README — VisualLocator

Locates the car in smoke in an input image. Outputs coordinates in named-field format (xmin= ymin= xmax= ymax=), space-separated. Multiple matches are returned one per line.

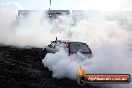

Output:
xmin=41 ymin=37 xmax=92 ymax=58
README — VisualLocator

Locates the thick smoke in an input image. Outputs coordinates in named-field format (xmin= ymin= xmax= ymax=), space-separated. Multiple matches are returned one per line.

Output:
xmin=42 ymin=12 xmax=132 ymax=88
xmin=0 ymin=2 xmax=57 ymax=47
xmin=0 ymin=2 xmax=132 ymax=88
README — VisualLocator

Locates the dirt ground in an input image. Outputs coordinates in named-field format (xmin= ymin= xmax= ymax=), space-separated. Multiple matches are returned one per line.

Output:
xmin=0 ymin=45 xmax=101 ymax=88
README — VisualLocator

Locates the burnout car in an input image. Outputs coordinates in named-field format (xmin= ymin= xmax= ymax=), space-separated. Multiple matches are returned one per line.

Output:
xmin=42 ymin=37 xmax=92 ymax=58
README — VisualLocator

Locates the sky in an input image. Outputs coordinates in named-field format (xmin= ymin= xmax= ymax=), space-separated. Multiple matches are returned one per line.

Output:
xmin=0 ymin=0 xmax=132 ymax=11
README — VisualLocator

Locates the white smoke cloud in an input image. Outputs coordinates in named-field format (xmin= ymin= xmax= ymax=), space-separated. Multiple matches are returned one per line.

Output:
xmin=0 ymin=3 xmax=55 ymax=47
xmin=0 ymin=2 xmax=132 ymax=88
xmin=43 ymin=49 xmax=93 ymax=79
xmin=0 ymin=2 xmax=22 ymax=46
xmin=42 ymin=12 xmax=132 ymax=88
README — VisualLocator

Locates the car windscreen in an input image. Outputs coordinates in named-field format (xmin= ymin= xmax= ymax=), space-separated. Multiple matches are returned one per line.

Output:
xmin=70 ymin=42 xmax=90 ymax=52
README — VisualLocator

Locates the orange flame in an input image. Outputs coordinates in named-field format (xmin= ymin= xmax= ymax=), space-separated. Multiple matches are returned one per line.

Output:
xmin=78 ymin=65 xmax=86 ymax=76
